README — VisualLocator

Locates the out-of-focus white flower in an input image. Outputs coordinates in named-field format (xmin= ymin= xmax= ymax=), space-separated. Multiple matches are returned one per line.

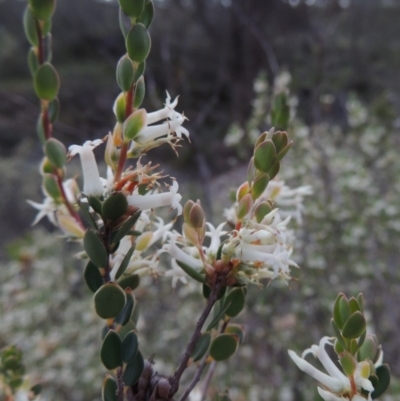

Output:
xmin=68 ymin=140 xmax=104 ymax=196
xmin=222 ymin=209 xmax=297 ymax=284
xmin=27 ymin=179 xmax=78 ymax=226
xmin=289 ymin=337 xmax=377 ymax=401
xmin=165 ymin=259 xmax=189 ymax=288
xmin=127 ymin=180 xmax=182 ymax=215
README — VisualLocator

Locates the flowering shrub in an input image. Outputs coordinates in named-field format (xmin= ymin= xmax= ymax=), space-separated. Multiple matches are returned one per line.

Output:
xmin=0 ymin=1 xmax=393 ymax=401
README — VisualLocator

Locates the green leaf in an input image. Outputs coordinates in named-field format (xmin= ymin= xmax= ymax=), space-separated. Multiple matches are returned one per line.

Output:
xmin=43 ymin=174 xmax=61 ymax=200
xmin=121 ymin=330 xmax=139 ymax=364
xmin=176 ymin=261 xmax=205 ymax=284
xmin=133 ymin=76 xmax=145 ymax=108
xmin=342 ymin=311 xmax=366 ymax=339
xmin=225 ymin=324 xmax=245 ymax=344
xmin=88 ymin=195 xmax=103 ymax=215
xmin=331 ymin=319 xmax=346 ymax=350
xmin=123 ymin=108 xmax=146 ymax=141
xmin=126 ymin=23 xmax=151 ymax=63
xmin=333 ymin=293 xmax=346 ymax=329
xmin=118 ymin=274 xmax=140 ymax=291
xmin=119 ymin=0 xmax=145 ymax=18
xmin=206 ymin=301 xmax=231 ymax=331
xmin=247 ymin=156 xmax=256 ymax=186
xmin=349 ymin=297 xmax=361 ymax=314
xmin=254 ymin=201 xmax=273 ymax=223
xmin=79 ymin=202 xmax=98 ymax=230
xmin=267 ymin=161 xmax=280 ymax=180
xmin=254 ymin=140 xmax=277 ymax=173
xmin=112 ymin=211 xmax=141 ymax=244
xmin=271 ymin=93 xmax=290 ymax=129
xmin=116 ymin=54 xmax=135 ymax=92
xmin=209 ymin=334 xmax=238 ymax=361
xmin=28 ymin=0 xmax=55 ymax=20
xmin=358 ymin=335 xmax=378 ymax=362
xmin=251 ymin=173 xmax=270 ymax=200
xmin=30 ymin=384 xmax=42 ymax=396
xmin=115 ymin=246 xmax=135 ymax=280
xmin=276 ymin=142 xmax=293 ymax=161
xmin=84 ymin=261 xmax=103 ymax=293
xmin=339 ymin=351 xmax=356 ymax=376
xmin=224 ymin=288 xmax=246 ymax=318
xmin=84 ymin=229 xmax=108 ymax=268
xmin=101 ymin=330 xmax=122 ymax=370
xmin=45 ymin=138 xmax=67 ymax=169
xmin=372 ymin=364 xmax=390 ymax=399
xmin=34 ymin=62 xmax=60 ymax=101
xmin=28 ymin=48 xmax=39 ymax=77
xmin=133 ymin=61 xmax=146 ymax=82
xmin=94 ymin=283 xmax=126 ymax=319
xmin=123 ymin=350 xmax=144 ymax=386
xmin=191 ymin=332 xmax=211 ymax=362
xmin=48 ymin=98 xmax=60 ymax=123
xmin=102 ymin=192 xmax=128 ymax=221
xmin=138 ymin=1 xmax=154 ymax=28
xmin=102 ymin=375 xmax=118 ymax=401
xmin=23 ymin=6 xmax=39 ymax=46
xmin=338 ymin=295 xmax=351 ymax=329
xmin=115 ymin=289 xmax=135 ymax=326
xmin=119 ymin=7 xmax=129 ymax=38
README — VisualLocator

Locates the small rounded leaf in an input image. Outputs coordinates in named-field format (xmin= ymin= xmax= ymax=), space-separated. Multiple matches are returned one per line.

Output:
xmin=118 ymin=274 xmax=140 ymax=291
xmin=138 ymin=1 xmax=154 ymax=28
xmin=23 ymin=6 xmax=39 ymax=46
xmin=113 ymin=92 xmax=127 ymax=123
xmin=134 ymin=76 xmax=145 ymax=108
xmin=43 ymin=174 xmax=61 ymax=200
xmin=84 ymin=229 xmax=108 ymax=268
xmin=34 ymin=62 xmax=60 ymax=101
xmin=342 ymin=311 xmax=366 ymax=339
xmin=254 ymin=201 xmax=273 ymax=223
xmin=251 ymin=173 xmax=270 ymax=200
xmin=224 ymin=288 xmax=246 ymax=318
xmin=48 ymin=98 xmax=60 ymax=123
xmin=102 ymin=375 xmax=118 ymax=401
xmin=121 ymin=330 xmax=139 ymax=364
xmin=84 ymin=261 xmax=103 ymax=293
xmin=133 ymin=61 xmax=146 ymax=82
xmin=119 ymin=0 xmax=145 ymax=18
xmin=123 ymin=108 xmax=146 ymax=142
xmin=225 ymin=324 xmax=245 ymax=344
xmin=191 ymin=332 xmax=211 ymax=362
xmin=254 ymin=140 xmax=277 ymax=173
xmin=28 ymin=0 xmax=55 ymax=20
xmin=115 ymin=289 xmax=135 ymax=326
xmin=358 ymin=336 xmax=378 ymax=362
xmin=28 ymin=48 xmax=40 ymax=77
xmin=45 ymin=138 xmax=67 ymax=169
xmin=126 ymin=23 xmax=151 ymax=63
xmin=372 ymin=364 xmax=391 ymax=399
xmin=102 ymin=192 xmax=128 ymax=220
xmin=210 ymin=334 xmax=238 ymax=361
xmin=94 ymin=283 xmax=126 ymax=319
xmin=339 ymin=351 xmax=357 ymax=376
xmin=101 ymin=330 xmax=122 ymax=370
xmin=116 ymin=54 xmax=135 ymax=92
xmin=123 ymin=350 xmax=144 ymax=386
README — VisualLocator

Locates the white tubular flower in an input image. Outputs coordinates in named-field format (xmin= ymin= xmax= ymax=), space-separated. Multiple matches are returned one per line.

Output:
xmin=165 ymin=238 xmax=204 ymax=271
xmin=165 ymin=258 xmax=189 ymax=288
xmin=127 ymin=180 xmax=182 ymax=215
xmin=68 ymin=139 xmax=104 ymax=196
xmin=146 ymin=93 xmax=179 ymax=125
xmin=135 ymin=115 xmax=188 ymax=144
xmin=205 ymin=222 xmax=226 ymax=258
xmin=289 ymin=337 xmax=376 ymax=401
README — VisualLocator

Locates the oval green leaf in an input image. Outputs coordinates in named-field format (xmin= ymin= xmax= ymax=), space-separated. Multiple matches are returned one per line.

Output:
xmin=133 ymin=76 xmax=145 ymax=108
xmin=34 ymin=62 xmax=60 ymax=101
xmin=115 ymin=289 xmax=135 ymax=326
xmin=118 ymin=274 xmax=140 ymax=291
xmin=102 ymin=192 xmax=128 ymax=221
xmin=342 ymin=311 xmax=366 ymax=339
xmin=84 ymin=229 xmax=108 ymax=268
xmin=121 ymin=330 xmax=139 ymax=364
xmin=126 ymin=23 xmax=151 ymax=63
xmin=138 ymin=1 xmax=154 ymax=28
xmin=372 ymin=364 xmax=391 ymax=399
xmin=94 ymin=283 xmax=126 ymax=319
xmin=254 ymin=140 xmax=276 ymax=173
xmin=209 ymin=334 xmax=238 ymax=362
xmin=102 ymin=375 xmax=118 ymax=401
xmin=115 ymin=246 xmax=135 ymax=280
xmin=101 ymin=330 xmax=122 ymax=370
xmin=123 ymin=350 xmax=144 ymax=386
xmin=84 ymin=261 xmax=103 ymax=293
xmin=191 ymin=332 xmax=211 ymax=362
xmin=45 ymin=138 xmax=67 ymax=169
xmin=224 ymin=288 xmax=246 ymax=318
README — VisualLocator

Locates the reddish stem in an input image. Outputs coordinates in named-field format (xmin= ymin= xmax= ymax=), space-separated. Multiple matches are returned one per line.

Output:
xmin=35 ymin=20 xmax=44 ymax=64
xmin=55 ymin=173 xmax=84 ymax=229
xmin=349 ymin=375 xmax=357 ymax=397
xmin=42 ymin=107 xmax=51 ymax=140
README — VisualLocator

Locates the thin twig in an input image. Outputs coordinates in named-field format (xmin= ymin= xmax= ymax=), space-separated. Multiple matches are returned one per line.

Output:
xmin=200 ymin=318 xmax=230 ymax=401
xmin=178 ymin=357 xmax=208 ymax=401
xmin=200 ymin=361 xmax=216 ymax=401
xmin=169 ymin=278 xmax=224 ymax=397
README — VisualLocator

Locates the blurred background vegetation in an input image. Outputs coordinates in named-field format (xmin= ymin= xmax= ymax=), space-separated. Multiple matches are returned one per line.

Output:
xmin=1 ymin=0 xmax=400 ymax=400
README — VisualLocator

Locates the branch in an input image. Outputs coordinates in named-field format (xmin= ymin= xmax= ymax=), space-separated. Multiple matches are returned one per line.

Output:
xmin=169 ymin=278 xmax=224 ymax=397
